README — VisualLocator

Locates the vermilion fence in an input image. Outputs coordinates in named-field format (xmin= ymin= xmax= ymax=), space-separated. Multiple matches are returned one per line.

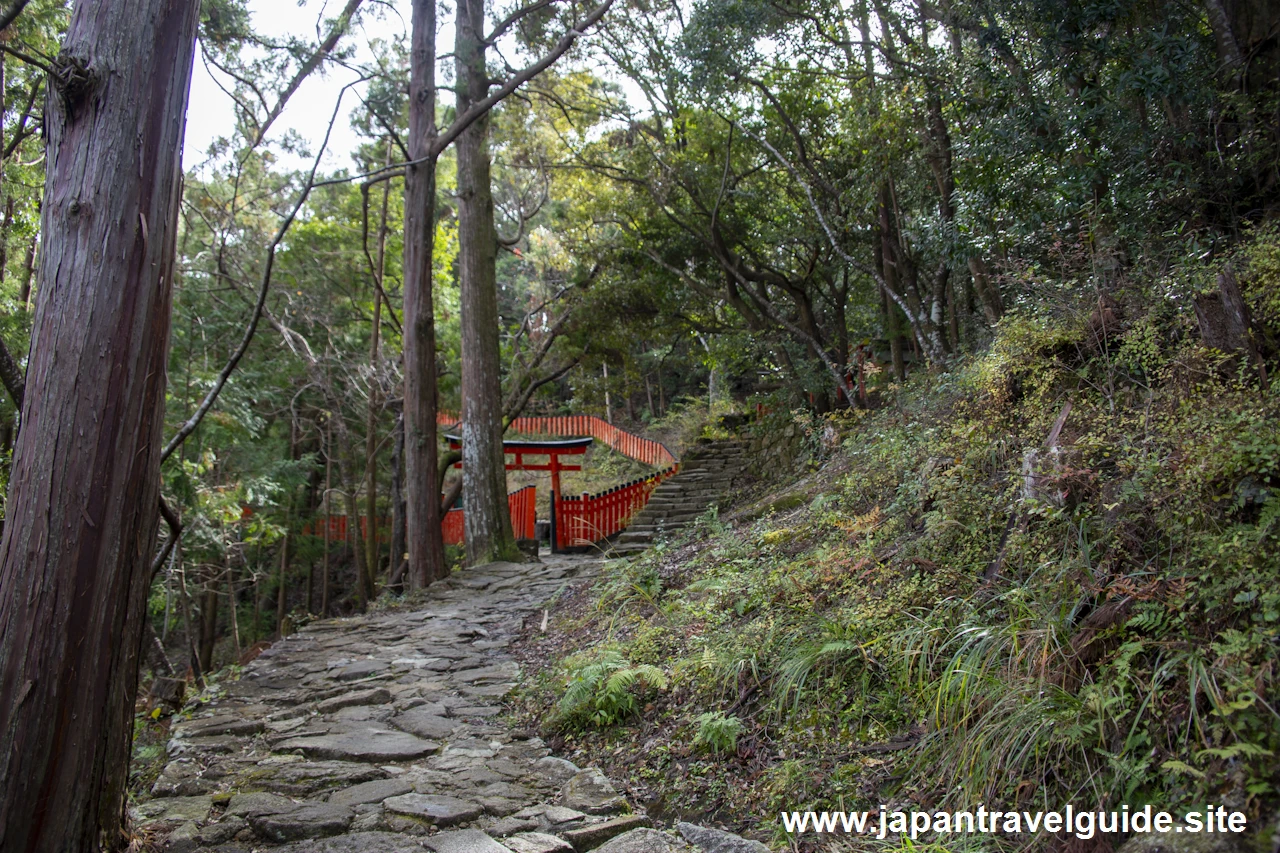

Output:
xmin=305 ymin=486 xmax=537 ymax=547
xmin=435 ymin=412 xmax=680 ymax=550
xmin=437 ymin=412 xmax=677 ymax=470
xmin=303 ymin=515 xmax=388 ymax=542
xmin=556 ymin=466 xmax=676 ymax=550
xmin=442 ymin=485 xmax=537 ymax=546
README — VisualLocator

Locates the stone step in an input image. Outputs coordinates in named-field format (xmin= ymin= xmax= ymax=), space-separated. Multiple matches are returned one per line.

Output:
xmin=624 ymin=522 xmax=693 ymax=535
xmin=630 ymin=518 xmax=700 ymax=529
xmin=612 ymin=438 xmax=751 ymax=556
xmin=658 ymin=482 xmax=728 ymax=491
xmin=634 ymin=505 xmax=708 ymax=517
xmin=646 ymin=496 xmax=718 ymax=506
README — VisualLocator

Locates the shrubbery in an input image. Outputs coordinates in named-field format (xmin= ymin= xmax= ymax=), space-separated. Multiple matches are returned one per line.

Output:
xmin=528 ymin=230 xmax=1280 ymax=846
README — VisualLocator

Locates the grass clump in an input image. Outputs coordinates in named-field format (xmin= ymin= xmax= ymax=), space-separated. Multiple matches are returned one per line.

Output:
xmin=517 ymin=232 xmax=1280 ymax=847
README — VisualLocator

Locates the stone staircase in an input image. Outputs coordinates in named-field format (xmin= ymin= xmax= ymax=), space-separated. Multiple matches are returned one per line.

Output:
xmin=611 ymin=439 xmax=750 ymax=556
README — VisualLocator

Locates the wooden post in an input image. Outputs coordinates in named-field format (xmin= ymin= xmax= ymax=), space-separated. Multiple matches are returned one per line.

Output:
xmin=549 ymin=453 xmax=562 ymax=553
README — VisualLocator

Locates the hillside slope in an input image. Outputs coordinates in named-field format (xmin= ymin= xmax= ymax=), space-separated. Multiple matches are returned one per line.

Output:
xmin=513 ymin=234 xmax=1280 ymax=852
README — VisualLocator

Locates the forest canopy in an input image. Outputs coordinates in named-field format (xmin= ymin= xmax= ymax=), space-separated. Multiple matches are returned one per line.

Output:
xmin=0 ymin=0 xmax=1277 ymax=849
xmin=0 ymin=0 xmax=1274 ymax=702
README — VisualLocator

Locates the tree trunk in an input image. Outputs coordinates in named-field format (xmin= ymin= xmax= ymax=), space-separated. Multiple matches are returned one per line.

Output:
xmin=226 ymin=556 xmax=241 ymax=661
xmin=389 ymin=410 xmax=407 ymax=588
xmin=339 ymin=443 xmax=370 ymax=609
xmin=0 ymin=1 xmax=200 ymax=849
xmin=252 ymin=569 xmax=261 ymax=645
xmin=18 ymin=232 xmax=35 ymax=310
xmin=321 ymin=419 xmax=332 ymax=615
xmin=402 ymin=0 xmax=448 ymax=589
xmin=456 ymin=0 xmax=519 ymax=566
xmin=364 ymin=143 xmax=392 ymax=585
xmin=276 ymin=531 xmax=291 ymax=637
xmin=174 ymin=542 xmax=199 ymax=683
xmin=279 ymin=418 xmax=297 ymax=633
xmin=967 ymin=256 xmax=1003 ymax=325
xmin=197 ymin=582 xmax=218 ymax=681
xmin=873 ymin=217 xmax=907 ymax=381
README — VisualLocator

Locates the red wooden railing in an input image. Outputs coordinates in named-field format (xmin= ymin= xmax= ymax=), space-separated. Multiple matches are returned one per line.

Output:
xmin=305 ymin=486 xmax=537 ymax=547
xmin=303 ymin=515 xmax=389 ymax=542
xmin=442 ymin=485 xmax=536 ymax=546
xmin=555 ymin=465 xmax=676 ymax=550
xmin=441 ymin=505 xmax=463 ymax=545
xmin=437 ymin=411 xmax=677 ymax=470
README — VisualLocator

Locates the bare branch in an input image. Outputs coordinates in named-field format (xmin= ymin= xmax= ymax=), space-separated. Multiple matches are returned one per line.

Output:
xmin=313 ymin=0 xmax=615 ymax=191
xmin=161 ymin=80 xmax=364 ymax=463
xmin=504 ymin=358 xmax=580 ymax=427
xmin=149 ymin=497 xmax=183 ymax=583
xmin=250 ymin=0 xmax=365 ymax=149
xmin=0 ymin=43 xmax=50 ymax=73
xmin=0 ymin=0 xmax=32 ymax=34
xmin=488 ymin=0 xmax=557 ymax=44
xmin=360 ymin=179 xmax=405 ymax=334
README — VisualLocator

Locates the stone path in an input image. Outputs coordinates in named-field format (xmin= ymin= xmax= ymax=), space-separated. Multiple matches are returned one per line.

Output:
xmin=135 ymin=556 xmax=770 ymax=853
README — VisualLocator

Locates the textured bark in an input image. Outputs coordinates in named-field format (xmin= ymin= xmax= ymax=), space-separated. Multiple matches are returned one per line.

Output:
xmin=1203 ymin=0 xmax=1246 ymax=74
xmin=388 ymin=410 xmax=407 ymax=588
xmin=456 ymin=0 xmax=519 ymax=566
xmin=967 ymin=256 xmax=1003 ymax=325
xmin=402 ymin=0 xmax=447 ymax=589
xmin=0 ymin=1 xmax=199 ymax=850
xmin=321 ymin=419 xmax=333 ymax=614
xmin=364 ymin=144 xmax=392 ymax=585
xmin=197 ymin=585 xmax=218 ymax=678
xmin=398 ymin=0 xmax=609 ymax=577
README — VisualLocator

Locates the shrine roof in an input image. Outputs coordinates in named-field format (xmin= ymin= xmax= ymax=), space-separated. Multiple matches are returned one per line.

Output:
xmin=444 ymin=434 xmax=594 ymax=452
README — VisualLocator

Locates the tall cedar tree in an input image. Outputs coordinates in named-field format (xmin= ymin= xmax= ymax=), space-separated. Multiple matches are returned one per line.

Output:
xmin=457 ymin=0 xmax=521 ymax=565
xmin=0 ymin=0 xmax=201 ymax=849
xmin=403 ymin=0 xmax=448 ymax=588
xmin=400 ymin=0 xmax=611 ymax=576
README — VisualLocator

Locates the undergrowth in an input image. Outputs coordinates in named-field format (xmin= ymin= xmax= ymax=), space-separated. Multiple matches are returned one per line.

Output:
xmin=515 ymin=232 xmax=1280 ymax=852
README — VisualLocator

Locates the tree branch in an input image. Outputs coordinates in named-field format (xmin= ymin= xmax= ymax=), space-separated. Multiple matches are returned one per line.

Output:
xmin=250 ymin=0 xmax=365 ymax=149
xmin=2 ymin=78 xmax=41 ymax=161
xmin=488 ymin=0 xmax=557 ymax=43
xmin=150 ymin=497 xmax=183 ymax=583
xmin=0 ymin=43 xmax=50 ymax=73
xmin=0 ymin=0 xmax=32 ymax=33
xmin=161 ymin=81 xmax=362 ymax=463
xmin=315 ymin=0 xmax=614 ymax=191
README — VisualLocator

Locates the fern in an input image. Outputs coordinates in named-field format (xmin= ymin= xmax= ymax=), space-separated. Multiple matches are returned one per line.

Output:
xmin=694 ymin=711 xmax=744 ymax=755
xmin=557 ymin=650 xmax=668 ymax=729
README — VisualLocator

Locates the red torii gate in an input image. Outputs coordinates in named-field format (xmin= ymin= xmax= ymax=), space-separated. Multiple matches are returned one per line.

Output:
xmin=438 ymin=414 xmax=681 ymax=552
xmin=445 ymin=434 xmax=592 ymax=552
